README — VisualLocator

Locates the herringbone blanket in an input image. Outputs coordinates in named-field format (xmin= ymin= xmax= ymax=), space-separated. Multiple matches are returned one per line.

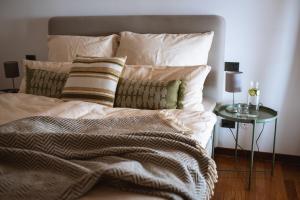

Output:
xmin=0 ymin=114 xmax=217 ymax=200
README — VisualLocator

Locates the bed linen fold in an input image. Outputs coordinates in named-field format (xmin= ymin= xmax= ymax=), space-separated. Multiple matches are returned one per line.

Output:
xmin=0 ymin=93 xmax=216 ymax=148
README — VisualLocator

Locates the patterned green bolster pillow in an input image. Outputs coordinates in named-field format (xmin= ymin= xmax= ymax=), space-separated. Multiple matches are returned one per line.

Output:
xmin=114 ymin=78 xmax=182 ymax=110
xmin=26 ymin=67 xmax=69 ymax=98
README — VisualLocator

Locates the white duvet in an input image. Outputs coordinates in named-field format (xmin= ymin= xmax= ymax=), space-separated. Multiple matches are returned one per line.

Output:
xmin=0 ymin=93 xmax=216 ymax=148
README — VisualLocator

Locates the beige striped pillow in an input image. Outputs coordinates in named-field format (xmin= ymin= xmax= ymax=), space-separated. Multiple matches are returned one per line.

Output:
xmin=61 ymin=56 xmax=126 ymax=107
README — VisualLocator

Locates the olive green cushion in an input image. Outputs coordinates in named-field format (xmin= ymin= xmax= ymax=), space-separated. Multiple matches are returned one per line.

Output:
xmin=114 ymin=79 xmax=181 ymax=109
xmin=177 ymin=81 xmax=187 ymax=109
xmin=26 ymin=67 xmax=69 ymax=98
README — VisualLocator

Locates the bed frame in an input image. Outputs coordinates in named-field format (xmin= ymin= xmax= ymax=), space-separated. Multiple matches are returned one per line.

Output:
xmin=48 ymin=15 xmax=225 ymax=158
xmin=48 ymin=15 xmax=225 ymax=199
xmin=48 ymin=15 xmax=225 ymax=102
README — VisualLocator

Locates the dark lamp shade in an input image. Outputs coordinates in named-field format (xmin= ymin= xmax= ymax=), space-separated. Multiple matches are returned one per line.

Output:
xmin=4 ymin=61 xmax=19 ymax=78
xmin=225 ymin=71 xmax=242 ymax=93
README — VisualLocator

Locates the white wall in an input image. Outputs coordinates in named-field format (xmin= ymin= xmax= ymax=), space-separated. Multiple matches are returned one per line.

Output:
xmin=0 ymin=0 xmax=299 ymax=155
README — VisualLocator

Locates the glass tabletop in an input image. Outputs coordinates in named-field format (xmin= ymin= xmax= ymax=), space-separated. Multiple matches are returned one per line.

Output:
xmin=214 ymin=104 xmax=278 ymax=123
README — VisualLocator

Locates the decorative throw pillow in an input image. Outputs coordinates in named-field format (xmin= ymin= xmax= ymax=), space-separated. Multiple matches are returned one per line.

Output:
xmin=48 ymin=34 xmax=120 ymax=62
xmin=114 ymin=79 xmax=181 ymax=109
xmin=19 ymin=60 xmax=72 ymax=93
xmin=120 ymin=65 xmax=211 ymax=111
xmin=26 ymin=68 xmax=69 ymax=98
xmin=61 ymin=56 xmax=127 ymax=107
xmin=116 ymin=31 xmax=214 ymax=66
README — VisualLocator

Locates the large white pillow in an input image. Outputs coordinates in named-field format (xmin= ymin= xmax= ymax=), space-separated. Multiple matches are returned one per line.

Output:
xmin=116 ymin=31 xmax=214 ymax=66
xmin=19 ymin=60 xmax=72 ymax=93
xmin=48 ymin=35 xmax=120 ymax=62
xmin=121 ymin=65 xmax=211 ymax=111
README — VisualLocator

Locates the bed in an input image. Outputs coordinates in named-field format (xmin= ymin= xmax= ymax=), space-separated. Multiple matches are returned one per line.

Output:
xmin=0 ymin=15 xmax=225 ymax=200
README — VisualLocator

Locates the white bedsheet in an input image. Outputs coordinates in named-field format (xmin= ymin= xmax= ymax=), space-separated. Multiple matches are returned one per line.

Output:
xmin=0 ymin=93 xmax=216 ymax=148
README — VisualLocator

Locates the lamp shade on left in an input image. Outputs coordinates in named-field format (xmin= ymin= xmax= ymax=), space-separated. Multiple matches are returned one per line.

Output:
xmin=4 ymin=61 xmax=19 ymax=78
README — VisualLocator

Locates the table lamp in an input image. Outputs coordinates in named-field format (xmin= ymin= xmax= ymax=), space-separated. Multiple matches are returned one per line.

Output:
xmin=4 ymin=61 xmax=19 ymax=89
xmin=225 ymin=71 xmax=242 ymax=113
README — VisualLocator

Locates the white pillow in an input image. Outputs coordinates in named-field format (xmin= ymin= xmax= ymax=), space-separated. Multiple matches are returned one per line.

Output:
xmin=121 ymin=65 xmax=211 ymax=111
xmin=19 ymin=60 xmax=72 ymax=93
xmin=48 ymin=35 xmax=120 ymax=62
xmin=116 ymin=31 xmax=214 ymax=66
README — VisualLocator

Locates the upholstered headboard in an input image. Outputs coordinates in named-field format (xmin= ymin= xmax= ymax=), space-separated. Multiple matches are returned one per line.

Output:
xmin=48 ymin=15 xmax=225 ymax=101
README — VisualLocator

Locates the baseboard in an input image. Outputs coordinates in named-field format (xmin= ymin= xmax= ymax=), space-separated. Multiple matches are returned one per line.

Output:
xmin=215 ymin=147 xmax=300 ymax=165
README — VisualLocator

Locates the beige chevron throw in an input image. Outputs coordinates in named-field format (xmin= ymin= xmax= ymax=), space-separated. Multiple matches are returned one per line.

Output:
xmin=0 ymin=114 xmax=217 ymax=200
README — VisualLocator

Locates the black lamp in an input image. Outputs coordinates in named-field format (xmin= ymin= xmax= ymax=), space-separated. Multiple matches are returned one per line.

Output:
xmin=4 ymin=61 xmax=19 ymax=89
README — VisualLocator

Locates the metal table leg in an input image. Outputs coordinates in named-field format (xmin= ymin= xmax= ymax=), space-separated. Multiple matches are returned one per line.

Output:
xmin=272 ymin=119 xmax=278 ymax=176
xmin=235 ymin=122 xmax=240 ymax=161
xmin=248 ymin=121 xmax=256 ymax=190
xmin=212 ymin=124 xmax=216 ymax=159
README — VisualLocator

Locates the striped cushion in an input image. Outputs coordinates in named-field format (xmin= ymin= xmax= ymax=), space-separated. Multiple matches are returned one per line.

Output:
xmin=61 ymin=56 xmax=126 ymax=107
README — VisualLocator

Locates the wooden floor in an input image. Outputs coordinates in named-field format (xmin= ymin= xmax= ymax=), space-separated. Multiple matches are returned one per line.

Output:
xmin=211 ymin=154 xmax=300 ymax=200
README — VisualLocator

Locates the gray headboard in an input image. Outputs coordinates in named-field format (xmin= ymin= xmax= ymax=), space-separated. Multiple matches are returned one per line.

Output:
xmin=49 ymin=15 xmax=225 ymax=101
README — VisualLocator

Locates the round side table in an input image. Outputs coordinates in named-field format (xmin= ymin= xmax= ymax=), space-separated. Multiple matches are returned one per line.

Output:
xmin=213 ymin=104 xmax=278 ymax=190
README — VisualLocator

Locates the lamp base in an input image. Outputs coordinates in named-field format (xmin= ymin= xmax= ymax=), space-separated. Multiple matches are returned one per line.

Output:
xmin=226 ymin=104 xmax=238 ymax=113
